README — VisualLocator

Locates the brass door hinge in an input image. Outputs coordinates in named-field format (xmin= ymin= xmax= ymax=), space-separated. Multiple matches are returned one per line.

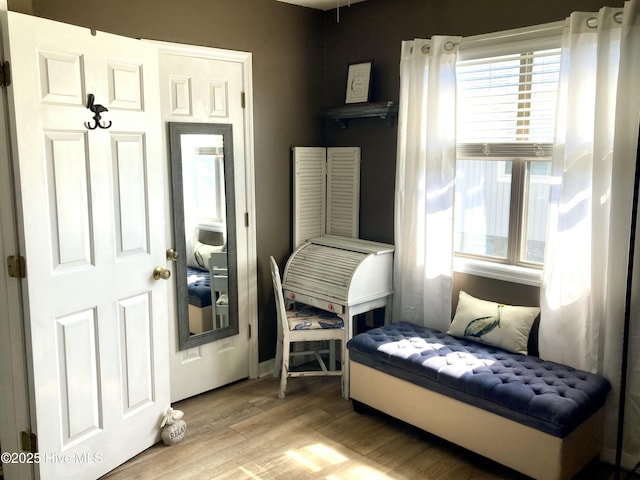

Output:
xmin=0 ymin=61 xmax=11 ymax=88
xmin=21 ymin=430 xmax=37 ymax=453
xmin=7 ymin=255 xmax=26 ymax=278
xmin=244 ymin=212 xmax=249 ymax=228
xmin=248 ymin=323 xmax=252 ymax=339
xmin=241 ymin=91 xmax=246 ymax=109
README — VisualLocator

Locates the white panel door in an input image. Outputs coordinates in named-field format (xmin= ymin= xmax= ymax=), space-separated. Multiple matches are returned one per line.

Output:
xmin=3 ymin=12 xmax=169 ymax=479
xmin=159 ymin=46 xmax=253 ymax=402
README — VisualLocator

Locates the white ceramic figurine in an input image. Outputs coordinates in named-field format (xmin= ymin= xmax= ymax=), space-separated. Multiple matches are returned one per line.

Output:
xmin=160 ymin=408 xmax=187 ymax=446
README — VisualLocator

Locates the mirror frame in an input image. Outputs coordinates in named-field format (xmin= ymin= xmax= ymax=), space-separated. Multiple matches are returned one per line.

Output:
xmin=168 ymin=122 xmax=239 ymax=350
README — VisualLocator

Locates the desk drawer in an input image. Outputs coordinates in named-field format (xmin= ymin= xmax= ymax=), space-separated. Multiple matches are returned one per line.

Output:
xmin=283 ymin=289 xmax=345 ymax=315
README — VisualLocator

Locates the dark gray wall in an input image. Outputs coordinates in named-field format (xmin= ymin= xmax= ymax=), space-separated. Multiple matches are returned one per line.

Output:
xmin=7 ymin=0 xmax=32 ymax=13
xmin=27 ymin=0 xmax=325 ymax=362
xmin=15 ymin=0 xmax=626 ymax=363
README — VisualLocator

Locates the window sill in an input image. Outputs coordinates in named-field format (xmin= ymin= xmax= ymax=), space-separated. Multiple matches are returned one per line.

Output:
xmin=453 ymin=256 xmax=542 ymax=287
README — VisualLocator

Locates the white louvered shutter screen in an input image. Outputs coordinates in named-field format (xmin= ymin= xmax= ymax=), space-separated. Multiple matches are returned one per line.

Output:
xmin=292 ymin=146 xmax=360 ymax=249
xmin=293 ymin=147 xmax=326 ymax=249
xmin=326 ymin=147 xmax=360 ymax=238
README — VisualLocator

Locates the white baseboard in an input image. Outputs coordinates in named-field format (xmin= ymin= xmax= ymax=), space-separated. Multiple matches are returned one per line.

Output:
xmin=258 ymin=359 xmax=275 ymax=378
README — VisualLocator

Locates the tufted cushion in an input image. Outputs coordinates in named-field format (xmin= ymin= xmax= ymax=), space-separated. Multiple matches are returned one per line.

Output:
xmin=187 ymin=267 xmax=212 ymax=307
xmin=347 ymin=321 xmax=611 ymax=437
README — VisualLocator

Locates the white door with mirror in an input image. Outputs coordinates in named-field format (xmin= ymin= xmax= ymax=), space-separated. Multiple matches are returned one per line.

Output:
xmin=157 ymin=45 xmax=257 ymax=402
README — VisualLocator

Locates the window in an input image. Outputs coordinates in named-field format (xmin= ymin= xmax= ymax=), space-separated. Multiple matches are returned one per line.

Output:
xmin=181 ymin=136 xmax=226 ymax=225
xmin=454 ymin=46 xmax=560 ymax=271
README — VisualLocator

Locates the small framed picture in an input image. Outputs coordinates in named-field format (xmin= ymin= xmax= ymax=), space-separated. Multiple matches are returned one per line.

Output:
xmin=345 ymin=61 xmax=373 ymax=104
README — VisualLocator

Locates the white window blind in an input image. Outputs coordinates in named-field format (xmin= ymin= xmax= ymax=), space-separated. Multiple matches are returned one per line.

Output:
xmin=456 ymin=48 xmax=560 ymax=158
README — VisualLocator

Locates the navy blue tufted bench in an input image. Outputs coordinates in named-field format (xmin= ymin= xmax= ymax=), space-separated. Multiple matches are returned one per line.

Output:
xmin=347 ymin=321 xmax=611 ymax=479
xmin=187 ymin=266 xmax=212 ymax=308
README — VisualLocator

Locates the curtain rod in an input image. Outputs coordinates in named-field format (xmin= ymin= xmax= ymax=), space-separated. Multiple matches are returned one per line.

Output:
xmin=459 ymin=21 xmax=564 ymax=49
xmin=460 ymin=7 xmax=624 ymax=47
xmin=586 ymin=11 xmax=624 ymax=28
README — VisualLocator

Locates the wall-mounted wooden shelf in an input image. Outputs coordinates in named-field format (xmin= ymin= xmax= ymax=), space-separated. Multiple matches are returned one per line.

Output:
xmin=325 ymin=101 xmax=398 ymax=128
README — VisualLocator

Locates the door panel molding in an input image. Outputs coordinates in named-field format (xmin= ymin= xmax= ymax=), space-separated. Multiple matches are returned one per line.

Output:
xmin=44 ymin=130 xmax=94 ymax=270
xmin=111 ymin=132 xmax=150 ymax=257
xmin=37 ymin=49 xmax=85 ymax=105
xmin=56 ymin=308 xmax=102 ymax=446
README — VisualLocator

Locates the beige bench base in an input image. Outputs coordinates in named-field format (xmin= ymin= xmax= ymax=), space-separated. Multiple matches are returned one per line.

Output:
xmin=188 ymin=304 xmax=213 ymax=333
xmin=350 ymin=361 xmax=605 ymax=480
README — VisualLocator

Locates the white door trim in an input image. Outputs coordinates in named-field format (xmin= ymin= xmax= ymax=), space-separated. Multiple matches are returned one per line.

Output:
xmin=0 ymin=65 xmax=34 ymax=480
xmin=0 ymin=4 xmax=35 ymax=479
xmin=148 ymin=40 xmax=259 ymax=380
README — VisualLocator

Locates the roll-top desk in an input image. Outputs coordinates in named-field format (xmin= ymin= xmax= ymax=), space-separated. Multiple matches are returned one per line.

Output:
xmin=282 ymin=235 xmax=394 ymax=397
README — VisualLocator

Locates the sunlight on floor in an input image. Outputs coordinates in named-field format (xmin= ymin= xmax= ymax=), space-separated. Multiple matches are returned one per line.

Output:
xmin=238 ymin=466 xmax=264 ymax=479
xmin=237 ymin=442 xmax=393 ymax=479
xmin=287 ymin=443 xmax=348 ymax=472
xmin=286 ymin=443 xmax=349 ymax=472
xmin=326 ymin=465 xmax=395 ymax=480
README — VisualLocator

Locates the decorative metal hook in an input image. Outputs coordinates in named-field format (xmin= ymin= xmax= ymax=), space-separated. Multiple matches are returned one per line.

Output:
xmin=84 ymin=93 xmax=112 ymax=130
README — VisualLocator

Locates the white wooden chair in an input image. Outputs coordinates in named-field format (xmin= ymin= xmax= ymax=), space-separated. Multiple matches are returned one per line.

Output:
xmin=270 ymin=256 xmax=345 ymax=399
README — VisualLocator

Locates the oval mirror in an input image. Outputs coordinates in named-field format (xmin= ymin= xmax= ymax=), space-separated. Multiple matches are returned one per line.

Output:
xmin=168 ymin=122 xmax=238 ymax=350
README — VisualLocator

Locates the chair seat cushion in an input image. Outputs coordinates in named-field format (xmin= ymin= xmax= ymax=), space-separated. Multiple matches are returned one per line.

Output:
xmin=287 ymin=305 xmax=344 ymax=330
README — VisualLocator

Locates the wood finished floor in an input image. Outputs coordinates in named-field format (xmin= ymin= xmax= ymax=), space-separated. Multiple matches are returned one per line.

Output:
xmin=102 ymin=376 xmax=616 ymax=480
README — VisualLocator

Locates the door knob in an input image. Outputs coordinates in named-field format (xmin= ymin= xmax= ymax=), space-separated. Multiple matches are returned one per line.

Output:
xmin=153 ymin=266 xmax=171 ymax=280
xmin=166 ymin=248 xmax=180 ymax=261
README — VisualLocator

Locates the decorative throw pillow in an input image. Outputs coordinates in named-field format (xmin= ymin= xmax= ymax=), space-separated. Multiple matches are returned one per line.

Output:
xmin=448 ymin=291 xmax=540 ymax=355
xmin=188 ymin=241 xmax=225 ymax=269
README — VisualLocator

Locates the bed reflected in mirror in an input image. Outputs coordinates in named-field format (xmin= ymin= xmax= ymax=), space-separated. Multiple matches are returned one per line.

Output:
xmin=169 ymin=122 xmax=238 ymax=350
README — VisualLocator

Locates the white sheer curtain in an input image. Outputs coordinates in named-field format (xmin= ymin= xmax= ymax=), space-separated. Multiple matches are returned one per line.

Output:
xmin=540 ymin=0 xmax=640 ymax=467
xmin=394 ymin=36 xmax=460 ymax=332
